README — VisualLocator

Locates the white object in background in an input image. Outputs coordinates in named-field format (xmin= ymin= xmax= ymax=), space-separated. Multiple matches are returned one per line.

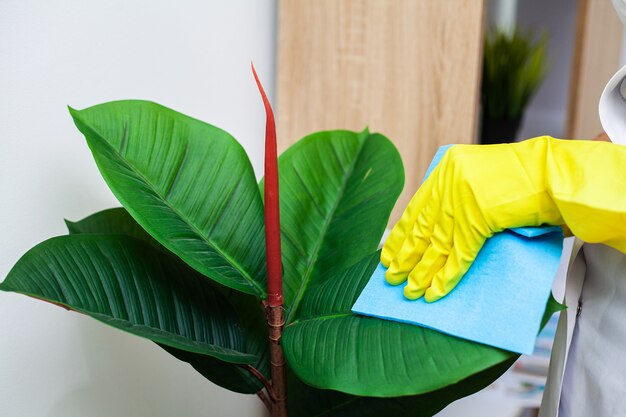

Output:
xmin=0 ymin=1 xmax=275 ymax=416
xmin=613 ymin=0 xmax=626 ymax=25
xmin=488 ymin=0 xmax=518 ymax=36
xmin=599 ymin=64 xmax=626 ymax=145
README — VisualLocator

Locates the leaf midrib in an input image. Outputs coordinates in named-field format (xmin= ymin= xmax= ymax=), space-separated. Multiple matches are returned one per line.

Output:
xmin=285 ymin=137 xmax=370 ymax=323
xmin=78 ymin=112 xmax=265 ymax=297
xmin=286 ymin=312 xmax=353 ymax=327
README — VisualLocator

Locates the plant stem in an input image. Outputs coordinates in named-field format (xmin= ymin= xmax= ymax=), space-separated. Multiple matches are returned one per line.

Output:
xmin=253 ymin=63 xmax=288 ymax=417
xmin=253 ymin=63 xmax=283 ymax=308
xmin=241 ymin=363 xmax=273 ymax=395
xmin=268 ymin=304 xmax=287 ymax=416
xmin=257 ymin=389 xmax=272 ymax=412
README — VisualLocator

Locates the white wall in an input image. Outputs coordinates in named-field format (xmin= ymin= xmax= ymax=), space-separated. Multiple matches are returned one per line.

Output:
xmin=0 ymin=1 xmax=275 ymax=416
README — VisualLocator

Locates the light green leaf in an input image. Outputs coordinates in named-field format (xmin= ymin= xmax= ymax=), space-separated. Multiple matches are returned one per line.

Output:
xmin=65 ymin=208 xmax=270 ymax=393
xmin=70 ymin=101 xmax=266 ymax=297
xmin=1 ymin=235 xmax=256 ymax=364
xmin=283 ymin=251 xmax=562 ymax=397
xmin=270 ymin=130 xmax=403 ymax=322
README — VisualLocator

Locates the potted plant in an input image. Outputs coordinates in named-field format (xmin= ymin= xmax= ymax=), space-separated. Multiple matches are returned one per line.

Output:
xmin=1 ymin=70 xmax=561 ymax=416
xmin=481 ymin=28 xmax=548 ymax=144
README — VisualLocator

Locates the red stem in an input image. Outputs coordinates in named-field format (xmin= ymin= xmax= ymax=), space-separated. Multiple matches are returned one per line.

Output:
xmin=252 ymin=63 xmax=283 ymax=307
xmin=253 ymin=63 xmax=288 ymax=417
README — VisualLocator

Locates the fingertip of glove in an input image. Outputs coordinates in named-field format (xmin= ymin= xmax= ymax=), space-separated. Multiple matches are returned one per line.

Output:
xmin=424 ymin=287 xmax=445 ymax=303
xmin=380 ymin=251 xmax=392 ymax=268
xmin=385 ymin=269 xmax=406 ymax=286
xmin=403 ymin=285 xmax=425 ymax=300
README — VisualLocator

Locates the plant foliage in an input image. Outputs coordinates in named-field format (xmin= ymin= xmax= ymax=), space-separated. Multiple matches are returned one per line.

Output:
xmin=1 ymin=100 xmax=562 ymax=416
xmin=482 ymin=27 xmax=548 ymax=119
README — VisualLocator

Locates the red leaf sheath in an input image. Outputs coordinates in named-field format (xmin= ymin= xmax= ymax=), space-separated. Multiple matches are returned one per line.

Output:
xmin=252 ymin=63 xmax=283 ymax=307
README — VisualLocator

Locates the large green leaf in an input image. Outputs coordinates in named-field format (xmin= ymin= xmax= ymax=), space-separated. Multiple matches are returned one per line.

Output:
xmin=65 ymin=208 xmax=270 ymax=393
xmin=69 ymin=101 xmax=266 ymax=297
xmin=283 ymin=251 xmax=563 ymax=397
xmin=286 ymin=357 xmax=517 ymax=417
xmin=271 ymin=130 xmax=403 ymax=322
xmin=0 ymin=235 xmax=256 ymax=364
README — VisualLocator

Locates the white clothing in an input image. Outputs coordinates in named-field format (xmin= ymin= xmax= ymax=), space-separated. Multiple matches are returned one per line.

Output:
xmin=540 ymin=244 xmax=626 ymax=416
xmin=539 ymin=49 xmax=626 ymax=414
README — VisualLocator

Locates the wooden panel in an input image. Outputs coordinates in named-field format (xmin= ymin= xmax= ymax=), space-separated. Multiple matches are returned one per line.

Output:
xmin=276 ymin=0 xmax=485 ymax=224
xmin=567 ymin=0 xmax=623 ymax=139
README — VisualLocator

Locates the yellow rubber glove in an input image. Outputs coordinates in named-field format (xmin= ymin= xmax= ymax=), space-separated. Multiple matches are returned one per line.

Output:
xmin=382 ymin=136 xmax=626 ymax=302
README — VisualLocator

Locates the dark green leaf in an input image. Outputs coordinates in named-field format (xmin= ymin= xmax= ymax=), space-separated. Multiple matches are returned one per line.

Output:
xmin=69 ymin=101 xmax=266 ymax=297
xmin=157 ymin=289 xmax=270 ymax=394
xmin=159 ymin=344 xmax=262 ymax=394
xmin=1 ymin=235 xmax=255 ymax=364
xmin=270 ymin=129 xmax=403 ymax=322
xmin=65 ymin=208 xmax=271 ymax=393
xmin=287 ymin=357 xmax=517 ymax=417
xmin=283 ymin=251 xmax=562 ymax=397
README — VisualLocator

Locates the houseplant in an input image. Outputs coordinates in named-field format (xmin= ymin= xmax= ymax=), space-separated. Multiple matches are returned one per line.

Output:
xmin=1 ymin=71 xmax=561 ymax=416
xmin=481 ymin=27 xmax=548 ymax=144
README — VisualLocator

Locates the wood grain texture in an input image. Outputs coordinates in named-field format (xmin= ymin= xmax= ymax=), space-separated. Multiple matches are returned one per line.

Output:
xmin=567 ymin=0 xmax=624 ymax=139
xmin=276 ymin=0 xmax=485 ymax=224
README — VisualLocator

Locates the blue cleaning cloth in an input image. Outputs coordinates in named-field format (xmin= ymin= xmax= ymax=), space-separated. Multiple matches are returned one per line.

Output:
xmin=351 ymin=146 xmax=564 ymax=355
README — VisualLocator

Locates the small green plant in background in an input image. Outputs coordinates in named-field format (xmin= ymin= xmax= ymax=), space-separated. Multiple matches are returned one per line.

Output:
xmin=482 ymin=27 xmax=548 ymax=120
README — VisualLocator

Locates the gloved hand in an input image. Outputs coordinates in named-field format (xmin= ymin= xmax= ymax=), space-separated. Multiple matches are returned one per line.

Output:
xmin=382 ymin=136 xmax=626 ymax=302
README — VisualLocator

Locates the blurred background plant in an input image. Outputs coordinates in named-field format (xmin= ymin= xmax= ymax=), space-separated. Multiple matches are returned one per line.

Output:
xmin=481 ymin=27 xmax=548 ymax=144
